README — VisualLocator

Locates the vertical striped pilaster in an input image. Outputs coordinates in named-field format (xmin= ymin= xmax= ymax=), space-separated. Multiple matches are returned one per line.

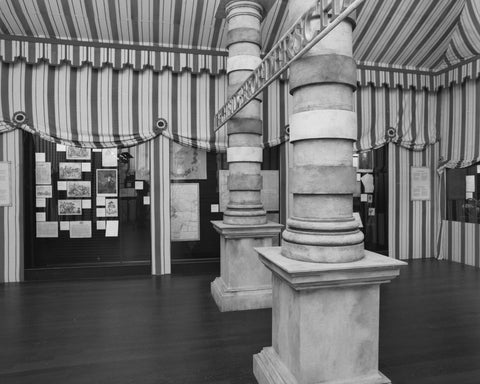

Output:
xmin=150 ymin=135 xmax=171 ymax=275
xmin=0 ymin=129 xmax=23 ymax=283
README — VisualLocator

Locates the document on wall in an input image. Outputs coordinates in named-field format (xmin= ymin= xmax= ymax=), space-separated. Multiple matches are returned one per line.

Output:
xmin=96 ymin=207 xmax=106 ymax=217
xmin=60 ymin=221 xmax=70 ymax=231
xmin=82 ymin=199 xmax=92 ymax=209
xmin=96 ymin=196 xmax=106 ymax=206
xmin=466 ymin=175 xmax=476 ymax=192
xmin=105 ymin=220 xmax=119 ymax=237
xmin=0 ymin=162 xmax=11 ymax=206
xmin=36 ymin=212 xmax=46 ymax=222
xmin=97 ymin=220 xmax=106 ymax=230
xmin=35 ymin=153 xmax=46 ymax=162
xmin=36 ymin=222 xmax=58 ymax=238
xmin=36 ymin=198 xmax=46 ymax=208
xmin=70 ymin=221 xmax=92 ymax=238
xmin=143 ymin=196 xmax=150 ymax=205
xmin=102 ymin=148 xmax=118 ymax=167
xmin=58 ymin=181 xmax=67 ymax=191
xmin=82 ymin=162 xmax=91 ymax=172
xmin=135 ymin=181 xmax=144 ymax=190
xmin=56 ymin=144 xmax=66 ymax=152
xmin=411 ymin=167 xmax=431 ymax=200
xmin=466 ymin=192 xmax=474 ymax=199
xmin=35 ymin=162 xmax=51 ymax=185
xmin=360 ymin=194 xmax=368 ymax=202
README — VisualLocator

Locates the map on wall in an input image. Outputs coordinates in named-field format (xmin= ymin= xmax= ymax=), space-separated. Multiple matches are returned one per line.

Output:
xmin=170 ymin=141 xmax=206 ymax=180
xmin=170 ymin=183 xmax=200 ymax=241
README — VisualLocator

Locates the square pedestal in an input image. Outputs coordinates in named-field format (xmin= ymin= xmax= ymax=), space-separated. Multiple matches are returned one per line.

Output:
xmin=211 ymin=221 xmax=283 ymax=312
xmin=253 ymin=247 xmax=406 ymax=384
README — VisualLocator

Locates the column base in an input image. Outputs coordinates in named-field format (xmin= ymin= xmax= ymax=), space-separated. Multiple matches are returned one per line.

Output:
xmin=211 ymin=276 xmax=272 ymax=312
xmin=253 ymin=347 xmax=391 ymax=384
xmin=253 ymin=247 xmax=406 ymax=384
xmin=210 ymin=221 xmax=283 ymax=312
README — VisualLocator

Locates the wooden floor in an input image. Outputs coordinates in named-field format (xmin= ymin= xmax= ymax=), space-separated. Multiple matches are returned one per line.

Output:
xmin=1 ymin=259 xmax=479 ymax=384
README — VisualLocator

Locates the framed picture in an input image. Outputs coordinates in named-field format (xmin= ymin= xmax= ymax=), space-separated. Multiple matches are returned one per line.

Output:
xmin=58 ymin=199 xmax=82 ymax=215
xmin=96 ymin=169 xmax=118 ymax=196
xmin=66 ymin=146 xmax=91 ymax=160
xmin=170 ymin=141 xmax=207 ymax=180
xmin=35 ymin=162 xmax=52 ymax=185
xmin=66 ymin=181 xmax=91 ymax=198
xmin=36 ymin=185 xmax=53 ymax=198
xmin=59 ymin=162 xmax=82 ymax=179
xmin=105 ymin=198 xmax=118 ymax=217
xmin=358 ymin=150 xmax=373 ymax=173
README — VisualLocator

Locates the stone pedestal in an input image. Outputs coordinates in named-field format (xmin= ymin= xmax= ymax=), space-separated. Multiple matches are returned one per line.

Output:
xmin=253 ymin=247 xmax=406 ymax=384
xmin=211 ymin=221 xmax=283 ymax=312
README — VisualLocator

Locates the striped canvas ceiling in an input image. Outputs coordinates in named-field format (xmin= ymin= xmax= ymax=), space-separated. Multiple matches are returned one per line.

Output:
xmin=0 ymin=0 xmax=479 ymax=72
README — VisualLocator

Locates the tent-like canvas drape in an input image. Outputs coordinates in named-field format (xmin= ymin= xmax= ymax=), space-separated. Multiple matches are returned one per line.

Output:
xmin=354 ymin=85 xmax=440 ymax=152
xmin=437 ymin=78 xmax=480 ymax=172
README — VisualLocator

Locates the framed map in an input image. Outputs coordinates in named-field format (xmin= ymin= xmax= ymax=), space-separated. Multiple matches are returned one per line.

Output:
xmin=170 ymin=141 xmax=206 ymax=180
xmin=170 ymin=183 xmax=200 ymax=241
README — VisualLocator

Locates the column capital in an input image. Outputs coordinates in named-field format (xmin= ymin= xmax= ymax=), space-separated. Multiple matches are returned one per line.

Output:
xmin=218 ymin=0 xmax=276 ymax=20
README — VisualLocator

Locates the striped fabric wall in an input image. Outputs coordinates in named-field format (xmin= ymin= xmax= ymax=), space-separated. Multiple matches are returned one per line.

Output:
xmin=437 ymin=78 xmax=480 ymax=171
xmin=0 ymin=60 xmax=228 ymax=150
xmin=354 ymin=85 xmax=439 ymax=152
xmin=436 ymin=78 xmax=480 ymax=267
xmin=0 ymin=130 xmax=23 ymax=283
xmin=388 ymin=143 xmax=441 ymax=260
xmin=438 ymin=220 xmax=480 ymax=268
xmin=150 ymin=135 xmax=171 ymax=275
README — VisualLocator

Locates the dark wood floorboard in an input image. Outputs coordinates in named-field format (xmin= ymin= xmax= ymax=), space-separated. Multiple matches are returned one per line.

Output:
xmin=0 ymin=259 xmax=479 ymax=384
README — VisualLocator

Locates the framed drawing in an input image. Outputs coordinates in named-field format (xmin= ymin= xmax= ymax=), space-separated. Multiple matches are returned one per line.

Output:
xmin=170 ymin=183 xmax=200 ymax=241
xmin=170 ymin=141 xmax=206 ymax=180
xmin=66 ymin=146 xmax=91 ymax=160
xmin=358 ymin=150 xmax=373 ymax=173
xmin=58 ymin=199 xmax=82 ymax=215
xmin=0 ymin=161 xmax=12 ymax=206
xmin=59 ymin=162 xmax=82 ymax=179
xmin=96 ymin=169 xmax=118 ymax=196
xmin=36 ymin=185 xmax=53 ymax=198
xmin=105 ymin=198 xmax=118 ymax=217
xmin=66 ymin=181 xmax=91 ymax=198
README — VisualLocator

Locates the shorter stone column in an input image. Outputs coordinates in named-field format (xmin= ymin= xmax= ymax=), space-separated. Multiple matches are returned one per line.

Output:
xmin=211 ymin=221 xmax=283 ymax=312
xmin=253 ymin=248 xmax=405 ymax=384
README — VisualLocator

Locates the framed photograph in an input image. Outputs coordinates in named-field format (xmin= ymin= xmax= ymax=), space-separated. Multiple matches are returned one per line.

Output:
xmin=66 ymin=181 xmax=91 ymax=198
xmin=358 ymin=150 xmax=373 ymax=173
xmin=96 ymin=169 xmax=118 ymax=196
xmin=66 ymin=146 xmax=91 ymax=160
xmin=105 ymin=198 xmax=118 ymax=217
xmin=58 ymin=199 xmax=82 ymax=215
xmin=59 ymin=162 xmax=82 ymax=179
xmin=36 ymin=185 xmax=53 ymax=198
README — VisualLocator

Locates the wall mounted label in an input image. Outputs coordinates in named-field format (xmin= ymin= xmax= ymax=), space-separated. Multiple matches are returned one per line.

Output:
xmin=411 ymin=166 xmax=431 ymax=201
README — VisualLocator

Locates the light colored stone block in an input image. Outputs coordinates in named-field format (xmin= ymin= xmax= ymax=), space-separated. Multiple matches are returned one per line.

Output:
xmin=253 ymin=247 xmax=405 ymax=384
xmin=210 ymin=221 xmax=283 ymax=312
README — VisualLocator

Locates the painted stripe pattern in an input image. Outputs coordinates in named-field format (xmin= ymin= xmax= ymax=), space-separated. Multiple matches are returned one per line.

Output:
xmin=388 ymin=143 xmax=441 ymax=260
xmin=0 ymin=129 xmax=23 ymax=283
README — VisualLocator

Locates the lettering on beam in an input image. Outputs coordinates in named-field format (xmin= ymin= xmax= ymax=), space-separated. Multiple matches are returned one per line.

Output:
xmin=214 ymin=0 xmax=364 ymax=131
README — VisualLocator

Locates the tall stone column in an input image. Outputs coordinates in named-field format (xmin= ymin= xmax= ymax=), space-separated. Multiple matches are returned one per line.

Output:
xmin=253 ymin=0 xmax=406 ymax=383
xmin=211 ymin=0 xmax=282 ymax=312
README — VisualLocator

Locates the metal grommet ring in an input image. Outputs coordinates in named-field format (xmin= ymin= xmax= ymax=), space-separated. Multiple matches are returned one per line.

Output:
xmin=387 ymin=127 xmax=396 ymax=138
xmin=155 ymin=118 xmax=168 ymax=131
xmin=13 ymin=111 xmax=27 ymax=125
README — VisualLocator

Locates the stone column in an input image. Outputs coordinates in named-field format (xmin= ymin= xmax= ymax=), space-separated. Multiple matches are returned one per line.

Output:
xmin=211 ymin=0 xmax=282 ymax=312
xmin=253 ymin=0 xmax=406 ymax=382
